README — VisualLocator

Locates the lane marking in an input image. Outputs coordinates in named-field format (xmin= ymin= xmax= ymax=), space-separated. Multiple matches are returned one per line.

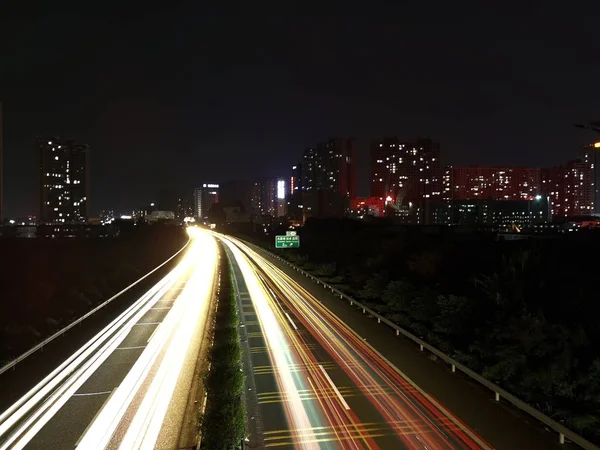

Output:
xmin=133 ymin=322 xmax=161 ymax=326
xmin=147 ymin=324 xmax=161 ymax=343
xmin=318 ymin=365 xmax=350 ymax=411
xmin=149 ymin=307 xmax=171 ymax=311
xmin=72 ymin=391 xmax=112 ymax=397
xmin=284 ymin=313 xmax=298 ymax=331
xmin=115 ymin=346 xmax=146 ymax=351
xmin=74 ymin=389 xmax=116 ymax=447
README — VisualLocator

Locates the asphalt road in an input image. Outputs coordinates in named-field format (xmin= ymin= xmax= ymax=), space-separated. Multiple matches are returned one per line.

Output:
xmin=0 ymin=228 xmax=218 ymax=450
xmin=235 ymin=238 xmax=585 ymax=450
xmin=222 ymin=235 xmax=496 ymax=450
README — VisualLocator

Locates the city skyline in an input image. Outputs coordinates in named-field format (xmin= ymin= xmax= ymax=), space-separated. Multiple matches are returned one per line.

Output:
xmin=4 ymin=131 xmax=600 ymax=220
xmin=2 ymin=5 xmax=600 ymax=216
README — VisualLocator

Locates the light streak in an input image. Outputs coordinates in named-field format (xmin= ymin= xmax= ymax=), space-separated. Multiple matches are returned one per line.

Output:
xmin=223 ymin=235 xmax=491 ymax=450
xmin=285 ymin=312 xmax=299 ymax=330
xmin=77 ymin=229 xmax=218 ymax=450
xmin=0 ymin=228 xmax=219 ymax=450
xmin=222 ymin=239 xmax=321 ymax=450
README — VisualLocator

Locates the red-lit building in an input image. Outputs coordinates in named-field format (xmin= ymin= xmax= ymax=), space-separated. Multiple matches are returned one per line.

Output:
xmin=370 ymin=137 xmax=442 ymax=206
xmin=443 ymin=166 xmax=541 ymax=201
xmin=442 ymin=163 xmax=593 ymax=219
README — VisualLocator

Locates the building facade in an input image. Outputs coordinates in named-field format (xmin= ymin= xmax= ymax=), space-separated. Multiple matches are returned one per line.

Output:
xmin=540 ymin=161 xmax=593 ymax=217
xmin=443 ymin=166 xmax=541 ymax=201
xmin=370 ymin=137 xmax=442 ymax=208
xmin=427 ymin=197 xmax=550 ymax=229
xmin=250 ymin=177 xmax=287 ymax=217
xmin=39 ymin=137 xmax=90 ymax=224
xmin=441 ymin=162 xmax=593 ymax=219
xmin=301 ymin=138 xmax=356 ymax=218
xmin=583 ymin=144 xmax=600 ymax=214
xmin=194 ymin=183 xmax=219 ymax=219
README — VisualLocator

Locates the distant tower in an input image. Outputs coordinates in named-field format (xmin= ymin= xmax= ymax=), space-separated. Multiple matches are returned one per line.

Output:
xmin=38 ymin=137 xmax=90 ymax=224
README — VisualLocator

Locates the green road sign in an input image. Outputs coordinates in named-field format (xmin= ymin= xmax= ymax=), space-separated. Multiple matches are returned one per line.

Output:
xmin=275 ymin=234 xmax=300 ymax=248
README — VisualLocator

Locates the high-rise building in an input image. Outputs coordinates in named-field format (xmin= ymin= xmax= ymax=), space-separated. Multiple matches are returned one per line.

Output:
xmin=39 ymin=137 xmax=90 ymax=224
xmin=370 ymin=138 xmax=442 ymax=217
xmin=540 ymin=166 xmax=566 ymax=217
xmin=443 ymin=166 xmax=541 ymax=201
xmin=194 ymin=183 xmax=219 ymax=219
xmin=301 ymin=138 xmax=356 ymax=218
xmin=541 ymin=160 xmax=593 ymax=218
xmin=250 ymin=177 xmax=286 ymax=217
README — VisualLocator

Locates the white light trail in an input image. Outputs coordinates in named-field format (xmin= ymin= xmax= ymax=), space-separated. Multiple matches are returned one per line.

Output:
xmin=76 ymin=229 xmax=218 ymax=450
xmin=0 ymin=228 xmax=218 ymax=450
xmin=221 ymin=238 xmax=321 ymax=450
xmin=285 ymin=312 xmax=299 ymax=331
xmin=0 ymin=270 xmax=181 ymax=449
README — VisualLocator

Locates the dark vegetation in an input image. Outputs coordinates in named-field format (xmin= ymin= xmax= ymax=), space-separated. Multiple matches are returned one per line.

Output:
xmin=0 ymin=225 xmax=187 ymax=364
xmin=241 ymin=218 xmax=600 ymax=442
xmin=200 ymin=242 xmax=245 ymax=449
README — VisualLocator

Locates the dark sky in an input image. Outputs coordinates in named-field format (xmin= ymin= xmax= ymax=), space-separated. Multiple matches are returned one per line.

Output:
xmin=1 ymin=2 xmax=600 ymax=216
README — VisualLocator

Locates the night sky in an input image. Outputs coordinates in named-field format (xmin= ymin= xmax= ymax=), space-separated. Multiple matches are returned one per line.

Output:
xmin=1 ymin=3 xmax=599 ymax=216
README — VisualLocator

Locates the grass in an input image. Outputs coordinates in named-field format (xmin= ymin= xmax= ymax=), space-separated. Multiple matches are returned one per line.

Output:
xmin=200 ymin=244 xmax=246 ymax=449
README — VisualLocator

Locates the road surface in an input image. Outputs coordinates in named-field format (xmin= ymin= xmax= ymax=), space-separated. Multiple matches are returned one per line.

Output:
xmin=222 ymin=235 xmax=493 ymax=450
xmin=0 ymin=228 xmax=218 ymax=450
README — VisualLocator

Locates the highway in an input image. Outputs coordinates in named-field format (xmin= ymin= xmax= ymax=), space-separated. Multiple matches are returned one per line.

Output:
xmin=0 ymin=228 xmax=218 ymax=450
xmin=221 ymin=235 xmax=492 ymax=450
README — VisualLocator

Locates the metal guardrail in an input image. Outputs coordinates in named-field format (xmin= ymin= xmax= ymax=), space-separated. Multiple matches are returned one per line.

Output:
xmin=246 ymin=241 xmax=599 ymax=450
xmin=0 ymin=237 xmax=191 ymax=376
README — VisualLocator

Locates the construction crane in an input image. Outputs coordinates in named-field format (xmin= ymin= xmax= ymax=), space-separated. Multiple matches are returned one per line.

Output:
xmin=574 ymin=121 xmax=600 ymax=134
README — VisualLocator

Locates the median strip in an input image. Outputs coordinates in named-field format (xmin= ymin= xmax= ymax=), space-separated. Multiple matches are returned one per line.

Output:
xmin=199 ymin=242 xmax=246 ymax=449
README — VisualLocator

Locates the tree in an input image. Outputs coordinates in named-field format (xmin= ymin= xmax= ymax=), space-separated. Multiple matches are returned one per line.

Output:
xmin=359 ymin=272 xmax=389 ymax=301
